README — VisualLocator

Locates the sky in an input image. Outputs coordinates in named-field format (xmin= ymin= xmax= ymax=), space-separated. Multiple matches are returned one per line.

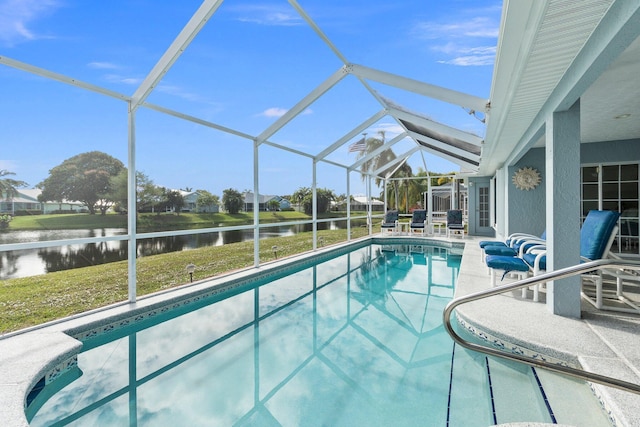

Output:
xmin=0 ymin=0 xmax=501 ymax=198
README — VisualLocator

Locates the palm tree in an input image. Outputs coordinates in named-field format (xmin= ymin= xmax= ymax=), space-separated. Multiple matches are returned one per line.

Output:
xmin=356 ymin=131 xmax=398 ymax=187
xmin=0 ymin=170 xmax=28 ymax=214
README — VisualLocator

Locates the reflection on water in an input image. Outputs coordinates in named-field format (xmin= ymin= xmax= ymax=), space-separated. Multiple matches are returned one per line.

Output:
xmin=28 ymin=245 xmax=464 ymax=426
xmin=0 ymin=222 xmax=348 ymax=279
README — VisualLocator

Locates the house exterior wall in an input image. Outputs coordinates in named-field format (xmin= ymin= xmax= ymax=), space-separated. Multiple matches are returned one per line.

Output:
xmin=507 ymin=148 xmax=546 ymax=237
xmin=472 ymin=139 xmax=640 ymax=237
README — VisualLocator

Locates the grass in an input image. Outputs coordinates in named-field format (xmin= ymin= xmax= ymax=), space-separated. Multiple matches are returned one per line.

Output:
xmin=8 ymin=210 xmax=370 ymax=232
xmin=0 ymin=226 xmax=370 ymax=334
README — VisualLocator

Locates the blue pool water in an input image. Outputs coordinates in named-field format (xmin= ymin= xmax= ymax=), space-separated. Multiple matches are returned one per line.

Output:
xmin=28 ymin=242 xmax=611 ymax=426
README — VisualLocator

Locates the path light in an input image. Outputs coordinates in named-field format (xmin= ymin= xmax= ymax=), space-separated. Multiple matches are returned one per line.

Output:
xmin=186 ymin=263 xmax=196 ymax=282
xmin=318 ymin=237 xmax=324 ymax=247
xmin=272 ymin=245 xmax=278 ymax=259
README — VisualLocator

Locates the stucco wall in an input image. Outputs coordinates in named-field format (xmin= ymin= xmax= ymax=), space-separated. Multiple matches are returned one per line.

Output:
xmin=581 ymin=139 xmax=640 ymax=163
xmin=467 ymin=139 xmax=639 ymax=237
xmin=507 ymin=148 xmax=546 ymax=236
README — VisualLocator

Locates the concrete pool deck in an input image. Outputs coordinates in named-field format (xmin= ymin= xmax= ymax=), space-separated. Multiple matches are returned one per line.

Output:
xmin=454 ymin=236 xmax=640 ymax=427
xmin=0 ymin=235 xmax=639 ymax=426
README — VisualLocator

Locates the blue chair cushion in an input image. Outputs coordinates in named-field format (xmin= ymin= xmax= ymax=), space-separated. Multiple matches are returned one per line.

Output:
xmin=484 ymin=246 xmax=517 ymax=256
xmin=580 ymin=210 xmax=620 ymax=260
xmin=485 ymin=255 xmax=530 ymax=272
xmin=523 ymin=253 xmax=546 ymax=271
xmin=479 ymin=241 xmax=507 ymax=248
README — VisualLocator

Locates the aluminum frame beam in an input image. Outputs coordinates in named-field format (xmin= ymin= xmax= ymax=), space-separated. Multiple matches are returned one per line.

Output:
xmin=373 ymin=146 xmax=420 ymax=177
xmin=256 ymin=66 xmax=350 ymax=145
xmin=389 ymin=107 xmax=484 ymax=146
xmin=315 ymin=109 xmax=387 ymax=161
xmin=0 ymin=55 xmax=129 ymax=101
xmin=349 ymin=63 xmax=489 ymax=113
xmin=348 ymin=132 xmax=407 ymax=172
xmin=130 ymin=0 xmax=224 ymax=110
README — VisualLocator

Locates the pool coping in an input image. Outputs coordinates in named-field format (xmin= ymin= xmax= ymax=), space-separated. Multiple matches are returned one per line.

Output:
xmin=0 ymin=235 xmax=462 ymax=427
xmin=455 ymin=236 xmax=640 ymax=427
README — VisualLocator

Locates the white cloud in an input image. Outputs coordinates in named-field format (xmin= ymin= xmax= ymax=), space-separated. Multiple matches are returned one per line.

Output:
xmin=156 ymin=84 xmax=209 ymax=103
xmin=411 ymin=6 xmax=500 ymax=67
xmin=229 ymin=4 xmax=303 ymax=26
xmin=0 ymin=0 xmax=60 ymax=46
xmin=260 ymin=107 xmax=288 ymax=118
xmin=258 ymin=107 xmax=312 ymax=118
xmin=87 ymin=61 xmax=120 ymax=70
xmin=104 ymin=74 xmax=142 ymax=86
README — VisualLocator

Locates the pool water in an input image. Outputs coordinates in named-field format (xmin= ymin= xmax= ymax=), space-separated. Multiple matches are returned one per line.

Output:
xmin=29 ymin=243 xmax=611 ymax=426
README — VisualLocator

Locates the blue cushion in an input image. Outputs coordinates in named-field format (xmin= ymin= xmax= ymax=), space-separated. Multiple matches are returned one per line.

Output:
xmin=480 ymin=240 xmax=507 ymax=249
xmin=580 ymin=210 xmax=620 ymax=260
xmin=479 ymin=241 xmax=507 ymax=248
xmin=523 ymin=253 xmax=546 ymax=270
xmin=383 ymin=210 xmax=399 ymax=223
xmin=484 ymin=246 xmax=517 ymax=256
xmin=411 ymin=209 xmax=427 ymax=224
xmin=485 ymin=255 xmax=530 ymax=272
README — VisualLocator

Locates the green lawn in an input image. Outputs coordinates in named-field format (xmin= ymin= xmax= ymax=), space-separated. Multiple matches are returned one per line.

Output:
xmin=0 ymin=226 xmax=371 ymax=334
xmin=8 ymin=210 xmax=370 ymax=231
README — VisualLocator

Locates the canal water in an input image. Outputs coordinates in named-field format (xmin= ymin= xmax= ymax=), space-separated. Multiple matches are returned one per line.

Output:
xmin=0 ymin=222 xmax=348 ymax=279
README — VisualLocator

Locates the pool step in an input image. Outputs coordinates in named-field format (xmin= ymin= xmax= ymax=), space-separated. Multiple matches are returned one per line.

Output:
xmin=534 ymin=368 xmax=612 ymax=426
xmin=487 ymin=357 xmax=612 ymax=427
xmin=447 ymin=344 xmax=495 ymax=426
xmin=487 ymin=357 xmax=553 ymax=425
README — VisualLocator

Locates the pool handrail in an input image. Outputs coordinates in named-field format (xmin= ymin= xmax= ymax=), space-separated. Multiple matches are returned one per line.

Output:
xmin=443 ymin=258 xmax=640 ymax=395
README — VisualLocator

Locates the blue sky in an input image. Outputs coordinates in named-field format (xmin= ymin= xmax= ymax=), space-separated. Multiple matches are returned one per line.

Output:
xmin=0 ymin=0 xmax=501 ymax=198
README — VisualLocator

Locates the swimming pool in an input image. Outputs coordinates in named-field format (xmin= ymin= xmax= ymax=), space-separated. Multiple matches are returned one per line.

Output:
xmin=27 ymin=241 xmax=611 ymax=426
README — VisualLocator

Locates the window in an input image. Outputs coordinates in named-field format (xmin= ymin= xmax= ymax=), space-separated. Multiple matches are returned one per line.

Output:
xmin=581 ymin=163 xmax=639 ymax=257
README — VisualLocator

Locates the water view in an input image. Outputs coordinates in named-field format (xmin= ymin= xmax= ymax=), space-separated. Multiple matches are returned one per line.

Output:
xmin=0 ymin=222 xmax=347 ymax=279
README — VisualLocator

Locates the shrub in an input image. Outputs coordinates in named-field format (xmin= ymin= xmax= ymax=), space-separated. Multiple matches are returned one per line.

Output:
xmin=0 ymin=214 xmax=12 ymax=229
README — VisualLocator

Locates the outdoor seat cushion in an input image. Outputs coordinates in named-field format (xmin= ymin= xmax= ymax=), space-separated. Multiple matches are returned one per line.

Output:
xmin=410 ymin=222 xmax=425 ymax=228
xmin=484 ymin=246 xmax=517 ymax=257
xmin=479 ymin=241 xmax=507 ymax=249
xmin=485 ymin=255 xmax=530 ymax=272
xmin=523 ymin=253 xmax=546 ymax=271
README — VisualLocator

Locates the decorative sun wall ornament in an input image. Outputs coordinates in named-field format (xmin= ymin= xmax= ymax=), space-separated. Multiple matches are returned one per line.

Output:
xmin=512 ymin=167 xmax=541 ymax=191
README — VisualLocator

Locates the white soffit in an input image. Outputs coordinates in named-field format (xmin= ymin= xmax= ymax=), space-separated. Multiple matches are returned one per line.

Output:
xmin=482 ymin=0 xmax=614 ymax=174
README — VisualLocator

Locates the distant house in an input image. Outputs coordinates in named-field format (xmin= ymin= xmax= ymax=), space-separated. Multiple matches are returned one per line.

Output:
xmin=1 ymin=189 xmax=86 ymax=214
xmin=351 ymin=195 xmax=384 ymax=212
xmin=0 ymin=189 xmax=42 ymax=214
xmin=242 ymin=192 xmax=291 ymax=211
xmin=179 ymin=190 xmax=219 ymax=213
xmin=332 ymin=195 xmax=384 ymax=212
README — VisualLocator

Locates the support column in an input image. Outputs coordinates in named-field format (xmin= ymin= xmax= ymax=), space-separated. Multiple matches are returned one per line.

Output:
xmin=546 ymin=100 xmax=581 ymax=318
xmin=127 ymin=103 xmax=137 ymax=303
xmin=253 ymin=141 xmax=260 ymax=267
xmin=346 ymin=170 xmax=351 ymax=241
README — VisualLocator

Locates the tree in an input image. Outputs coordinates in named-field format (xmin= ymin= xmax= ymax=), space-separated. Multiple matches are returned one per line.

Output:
xmin=107 ymin=169 xmax=128 ymax=212
xmin=355 ymin=131 xmax=398 ymax=186
xmin=137 ymin=173 xmax=164 ymax=213
xmin=0 ymin=170 xmax=28 ymax=214
xmin=38 ymin=151 xmax=125 ymax=215
xmin=196 ymin=190 xmax=219 ymax=212
xmin=267 ymin=199 xmax=280 ymax=211
xmin=0 ymin=170 xmax=28 ymax=200
xmin=292 ymin=187 xmax=334 ymax=215
xmin=165 ymin=190 xmax=185 ymax=214
xmin=222 ymin=188 xmax=243 ymax=214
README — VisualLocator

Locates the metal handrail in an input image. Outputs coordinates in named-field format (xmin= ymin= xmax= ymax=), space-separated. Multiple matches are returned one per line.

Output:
xmin=443 ymin=258 xmax=640 ymax=394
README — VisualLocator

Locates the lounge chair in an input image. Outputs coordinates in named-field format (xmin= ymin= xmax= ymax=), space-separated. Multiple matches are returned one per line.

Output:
xmin=486 ymin=210 xmax=620 ymax=302
xmin=446 ymin=209 xmax=465 ymax=238
xmin=479 ymin=231 xmax=546 ymax=262
xmin=409 ymin=209 xmax=429 ymax=236
xmin=596 ymin=252 xmax=640 ymax=314
xmin=381 ymin=210 xmax=399 ymax=235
